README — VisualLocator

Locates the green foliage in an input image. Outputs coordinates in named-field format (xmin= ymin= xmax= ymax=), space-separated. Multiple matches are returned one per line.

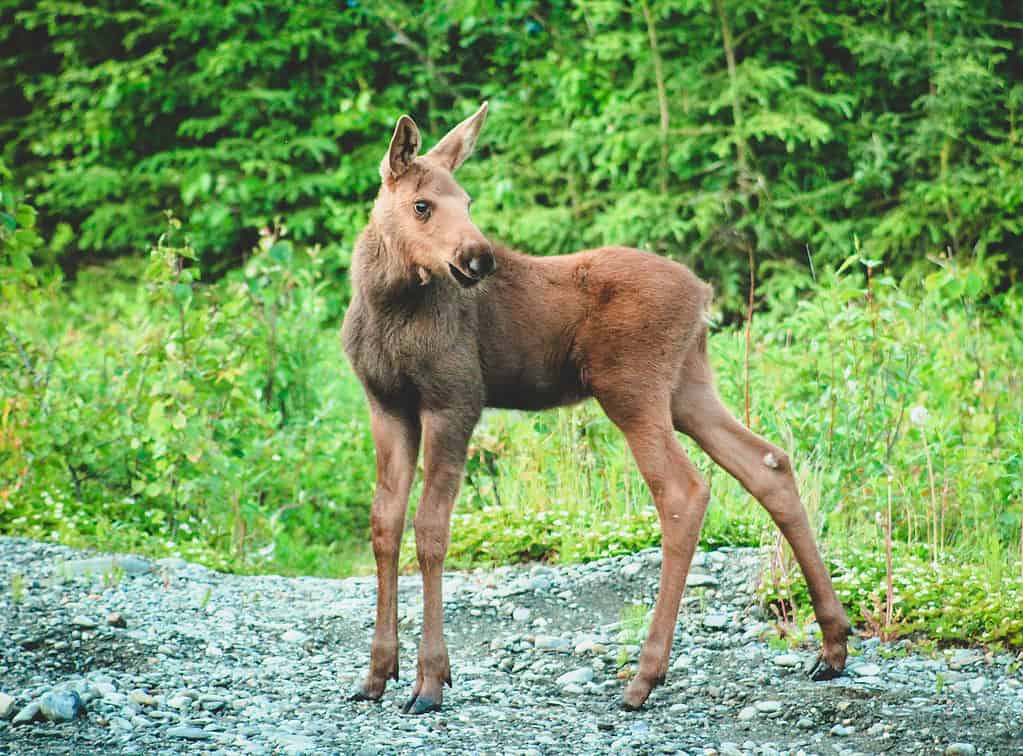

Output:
xmin=3 ymin=1 xmax=1022 ymax=305
xmin=1 ymin=212 xmax=373 ymax=574
xmin=2 ymin=190 xmax=1022 ymax=641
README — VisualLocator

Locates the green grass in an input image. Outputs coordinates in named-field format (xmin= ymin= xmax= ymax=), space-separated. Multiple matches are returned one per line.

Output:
xmin=2 ymin=234 xmax=1022 ymax=646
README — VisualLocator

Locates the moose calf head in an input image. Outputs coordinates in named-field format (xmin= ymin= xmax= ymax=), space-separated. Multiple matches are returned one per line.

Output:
xmin=373 ymin=102 xmax=495 ymax=288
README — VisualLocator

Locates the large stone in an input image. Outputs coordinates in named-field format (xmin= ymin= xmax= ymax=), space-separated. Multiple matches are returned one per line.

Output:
xmin=945 ymin=744 xmax=976 ymax=756
xmin=39 ymin=690 xmax=84 ymax=722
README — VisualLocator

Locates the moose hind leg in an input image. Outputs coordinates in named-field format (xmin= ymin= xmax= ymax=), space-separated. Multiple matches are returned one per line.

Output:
xmin=600 ymin=399 xmax=710 ymax=710
xmin=673 ymin=380 xmax=851 ymax=679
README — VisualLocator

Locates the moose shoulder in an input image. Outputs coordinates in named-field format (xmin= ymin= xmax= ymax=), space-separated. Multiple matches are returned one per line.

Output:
xmin=342 ymin=102 xmax=851 ymax=715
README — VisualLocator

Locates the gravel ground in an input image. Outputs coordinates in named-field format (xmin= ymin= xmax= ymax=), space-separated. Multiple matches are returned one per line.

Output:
xmin=0 ymin=536 xmax=1020 ymax=755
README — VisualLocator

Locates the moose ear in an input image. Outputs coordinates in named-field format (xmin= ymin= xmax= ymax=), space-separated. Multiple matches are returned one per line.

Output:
xmin=380 ymin=115 xmax=421 ymax=181
xmin=425 ymin=102 xmax=488 ymax=172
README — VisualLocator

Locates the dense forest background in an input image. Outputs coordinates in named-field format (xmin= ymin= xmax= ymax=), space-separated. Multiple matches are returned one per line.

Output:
xmin=3 ymin=0 xmax=1022 ymax=298
xmin=2 ymin=1 xmax=1022 ymax=644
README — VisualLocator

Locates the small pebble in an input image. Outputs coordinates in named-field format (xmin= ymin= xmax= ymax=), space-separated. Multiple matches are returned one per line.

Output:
xmin=166 ymin=725 xmax=211 ymax=740
xmin=556 ymin=667 xmax=594 ymax=686
xmin=12 ymin=701 xmax=41 ymax=726
xmin=771 ymin=653 xmax=801 ymax=668
xmin=0 ymin=692 xmax=15 ymax=719
xmin=703 ymin=614 xmax=729 ymax=630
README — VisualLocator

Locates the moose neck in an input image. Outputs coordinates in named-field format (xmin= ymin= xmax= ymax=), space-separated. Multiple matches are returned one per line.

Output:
xmin=352 ymin=221 xmax=470 ymax=318
xmin=352 ymin=223 xmax=422 ymax=311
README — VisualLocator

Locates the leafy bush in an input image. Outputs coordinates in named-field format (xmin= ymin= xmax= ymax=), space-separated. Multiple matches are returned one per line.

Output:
xmin=2 ymin=210 xmax=373 ymax=575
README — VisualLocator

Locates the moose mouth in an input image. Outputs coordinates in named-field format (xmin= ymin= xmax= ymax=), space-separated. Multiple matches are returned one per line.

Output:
xmin=448 ymin=263 xmax=481 ymax=288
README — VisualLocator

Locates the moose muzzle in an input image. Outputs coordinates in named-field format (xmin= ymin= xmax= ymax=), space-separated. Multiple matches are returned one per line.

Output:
xmin=450 ymin=241 xmax=496 ymax=287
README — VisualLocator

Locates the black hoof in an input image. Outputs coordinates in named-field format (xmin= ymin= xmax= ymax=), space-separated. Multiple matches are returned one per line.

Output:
xmin=349 ymin=685 xmax=383 ymax=702
xmin=806 ymin=655 xmax=843 ymax=682
xmin=401 ymin=694 xmax=441 ymax=715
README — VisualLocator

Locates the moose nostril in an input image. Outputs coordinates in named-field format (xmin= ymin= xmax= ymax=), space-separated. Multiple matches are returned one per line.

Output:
xmin=469 ymin=251 xmax=495 ymax=277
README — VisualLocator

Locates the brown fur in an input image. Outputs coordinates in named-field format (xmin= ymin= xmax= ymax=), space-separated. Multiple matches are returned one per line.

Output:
xmin=343 ymin=103 xmax=850 ymax=714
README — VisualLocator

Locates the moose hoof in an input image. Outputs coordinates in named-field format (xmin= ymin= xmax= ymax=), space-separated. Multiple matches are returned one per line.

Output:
xmin=620 ymin=675 xmax=661 ymax=711
xmin=806 ymin=654 xmax=844 ymax=682
xmin=349 ymin=683 xmax=385 ymax=702
xmin=401 ymin=693 xmax=441 ymax=715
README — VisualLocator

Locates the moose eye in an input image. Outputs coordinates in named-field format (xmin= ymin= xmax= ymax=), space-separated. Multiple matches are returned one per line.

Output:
xmin=413 ymin=200 xmax=430 ymax=218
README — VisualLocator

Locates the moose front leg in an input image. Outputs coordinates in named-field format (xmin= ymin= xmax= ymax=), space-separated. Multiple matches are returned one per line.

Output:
xmin=403 ymin=406 xmax=478 ymax=715
xmin=351 ymin=404 xmax=420 ymax=702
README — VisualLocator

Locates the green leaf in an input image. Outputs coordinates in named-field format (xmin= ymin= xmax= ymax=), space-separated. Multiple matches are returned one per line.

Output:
xmin=269 ymin=241 xmax=293 ymax=265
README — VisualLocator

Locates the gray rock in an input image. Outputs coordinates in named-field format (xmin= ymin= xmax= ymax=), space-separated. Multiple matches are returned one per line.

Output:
xmin=0 ymin=692 xmax=15 ymax=719
xmin=672 ymin=654 xmax=693 ymax=671
xmin=281 ymin=629 xmax=309 ymax=643
xmin=945 ymin=744 xmax=976 ymax=756
xmin=274 ymin=733 xmax=317 ymax=753
xmin=60 ymin=555 xmax=152 ymax=578
xmin=166 ymin=725 xmax=212 ymax=740
xmin=556 ymin=667 xmax=594 ymax=686
xmin=968 ymin=677 xmax=986 ymax=694
xmin=703 ymin=614 xmax=729 ymax=630
xmin=686 ymin=573 xmax=719 ymax=587
xmin=771 ymin=653 xmax=802 ymax=667
xmin=621 ymin=562 xmax=643 ymax=578
xmin=852 ymin=663 xmax=882 ymax=677
xmin=737 ymin=705 xmax=757 ymax=721
xmin=830 ymin=724 xmax=855 ymax=737
xmin=109 ymin=715 xmax=133 ymax=731
xmin=39 ymin=690 xmax=84 ymax=722
xmin=71 ymin=615 xmax=98 ymax=629
xmin=129 ymin=691 xmax=156 ymax=707
xmin=534 ymin=635 xmax=571 ymax=651
xmin=512 ymin=607 xmax=531 ymax=622
xmin=12 ymin=701 xmax=41 ymax=725
xmin=753 ymin=700 xmax=782 ymax=713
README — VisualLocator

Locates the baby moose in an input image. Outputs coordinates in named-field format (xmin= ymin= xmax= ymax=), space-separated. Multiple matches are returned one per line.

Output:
xmin=342 ymin=102 xmax=850 ymax=714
